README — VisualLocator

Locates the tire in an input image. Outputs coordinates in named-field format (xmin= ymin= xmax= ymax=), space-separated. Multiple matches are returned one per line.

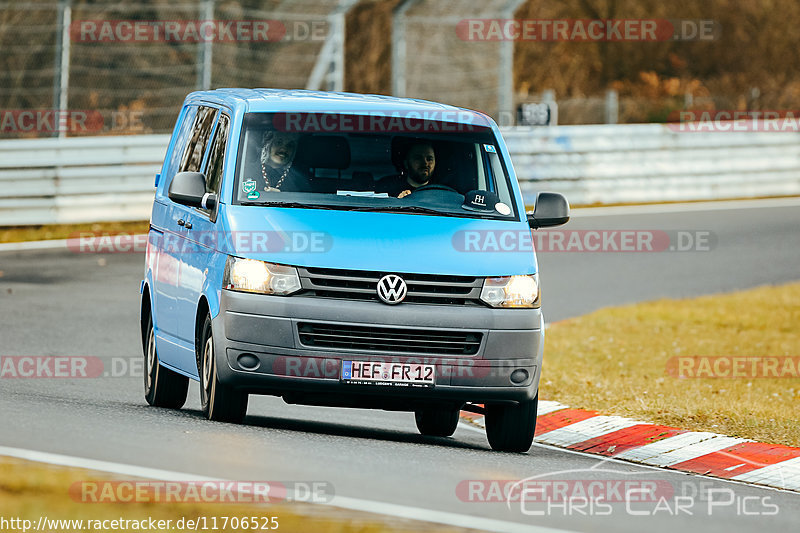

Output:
xmin=198 ymin=313 xmax=248 ymax=423
xmin=485 ymin=395 xmax=538 ymax=453
xmin=143 ymin=314 xmax=189 ymax=409
xmin=415 ymin=407 xmax=460 ymax=437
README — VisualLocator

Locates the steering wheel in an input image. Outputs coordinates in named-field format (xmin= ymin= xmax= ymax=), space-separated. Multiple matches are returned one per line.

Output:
xmin=411 ymin=183 xmax=459 ymax=194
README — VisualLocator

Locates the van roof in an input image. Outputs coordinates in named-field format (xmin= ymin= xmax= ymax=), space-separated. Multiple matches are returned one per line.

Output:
xmin=183 ymin=88 xmax=490 ymax=124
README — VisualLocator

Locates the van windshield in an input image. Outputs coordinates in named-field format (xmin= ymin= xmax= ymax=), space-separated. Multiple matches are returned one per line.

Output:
xmin=232 ymin=112 xmax=519 ymax=220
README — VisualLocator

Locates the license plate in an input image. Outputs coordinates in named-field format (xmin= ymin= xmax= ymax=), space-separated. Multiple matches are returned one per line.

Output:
xmin=341 ymin=361 xmax=435 ymax=387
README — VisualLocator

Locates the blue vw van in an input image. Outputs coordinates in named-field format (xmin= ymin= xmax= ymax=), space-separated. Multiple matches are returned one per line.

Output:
xmin=141 ymin=89 xmax=569 ymax=452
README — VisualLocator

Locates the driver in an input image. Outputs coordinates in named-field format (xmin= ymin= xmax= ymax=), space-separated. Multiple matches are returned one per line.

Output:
xmin=375 ymin=141 xmax=436 ymax=198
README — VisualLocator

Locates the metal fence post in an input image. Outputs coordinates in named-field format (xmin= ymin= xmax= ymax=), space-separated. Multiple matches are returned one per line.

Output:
xmin=53 ymin=0 xmax=72 ymax=138
xmin=391 ymin=0 xmax=417 ymax=98
xmin=605 ymin=89 xmax=619 ymax=124
xmin=329 ymin=10 xmax=345 ymax=91
xmin=197 ymin=0 xmax=214 ymax=90
xmin=306 ymin=0 xmax=358 ymax=92
xmin=498 ymin=0 xmax=524 ymax=125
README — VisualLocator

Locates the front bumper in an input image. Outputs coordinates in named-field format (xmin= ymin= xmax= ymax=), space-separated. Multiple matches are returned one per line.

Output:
xmin=213 ymin=289 xmax=545 ymax=408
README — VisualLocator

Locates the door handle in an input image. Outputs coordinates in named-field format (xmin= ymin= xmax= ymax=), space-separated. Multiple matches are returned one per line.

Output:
xmin=177 ymin=219 xmax=185 ymax=226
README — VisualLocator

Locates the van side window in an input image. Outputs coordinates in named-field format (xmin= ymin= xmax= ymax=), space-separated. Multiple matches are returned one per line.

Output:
xmin=163 ymin=105 xmax=198 ymax=189
xmin=180 ymin=106 xmax=218 ymax=173
xmin=202 ymin=114 xmax=230 ymax=211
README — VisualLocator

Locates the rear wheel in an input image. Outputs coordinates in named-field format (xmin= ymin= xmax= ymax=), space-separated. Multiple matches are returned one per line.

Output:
xmin=485 ymin=395 xmax=538 ymax=452
xmin=143 ymin=314 xmax=189 ymax=409
xmin=415 ymin=407 xmax=460 ymax=437
xmin=198 ymin=313 xmax=248 ymax=423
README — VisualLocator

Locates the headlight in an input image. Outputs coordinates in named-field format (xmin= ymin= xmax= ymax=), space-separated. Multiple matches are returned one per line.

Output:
xmin=223 ymin=256 xmax=301 ymax=295
xmin=480 ymin=274 xmax=539 ymax=308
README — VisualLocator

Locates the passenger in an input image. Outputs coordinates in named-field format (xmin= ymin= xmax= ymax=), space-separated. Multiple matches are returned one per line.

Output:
xmin=375 ymin=141 xmax=436 ymax=198
xmin=251 ymin=131 xmax=310 ymax=193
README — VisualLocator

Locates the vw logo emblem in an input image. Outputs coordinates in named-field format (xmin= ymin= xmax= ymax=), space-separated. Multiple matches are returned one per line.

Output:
xmin=376 ymin=274 xmax=407 ymax=305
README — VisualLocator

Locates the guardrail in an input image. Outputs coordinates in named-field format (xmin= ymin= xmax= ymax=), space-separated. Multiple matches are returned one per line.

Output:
xmin=2 ymin=124 xmax=799 ymax=225
xmin=506 ymin=123 xmax=800 ymax=205
xmin=0 ymin=134 xmax=169 ymax=226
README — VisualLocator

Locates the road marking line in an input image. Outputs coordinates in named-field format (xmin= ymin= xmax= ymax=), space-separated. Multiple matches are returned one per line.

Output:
xmin=0 ymin=238 xmax=71 ymax=252
xmin=0 ymin=445 xmax=574 ymax=533
xmin=0 ymin=233 xmax=150 ymax=253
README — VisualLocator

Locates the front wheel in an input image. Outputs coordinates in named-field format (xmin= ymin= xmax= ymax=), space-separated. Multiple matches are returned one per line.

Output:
xmin=485 ymin=395 xmax=538 ymax=452
xmin=143 ymin=314 xmax=189 ymax=409
xmin=415 ymin=407 xmax=460 ymax=437
xmin=198 ymin=313 xmax=248 ymax=423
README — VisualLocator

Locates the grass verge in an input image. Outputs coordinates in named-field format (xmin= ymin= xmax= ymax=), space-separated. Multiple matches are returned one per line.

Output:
xmin=0 ymin=221 xmax=149 ymax=244
xmin=0 ymin=457 xmax=466 ymax=533
xmin=542 ymin=282 xmax=800 ymax=447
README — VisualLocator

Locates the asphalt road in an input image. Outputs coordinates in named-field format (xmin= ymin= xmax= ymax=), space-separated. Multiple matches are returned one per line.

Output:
xmin=1 ymin=198 xmax=799 ymax=532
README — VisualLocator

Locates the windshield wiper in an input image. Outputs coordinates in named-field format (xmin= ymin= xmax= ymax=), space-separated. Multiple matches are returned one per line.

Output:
xmin=239 ymin=201 xmax=459 ymax=217
xmin=239 ymin=201 xmax=339 ymax=210
xmin=345 ymin=205 xmax=455 ymax=216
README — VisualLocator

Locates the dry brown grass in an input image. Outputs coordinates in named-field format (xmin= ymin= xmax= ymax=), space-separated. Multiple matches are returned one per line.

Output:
xmin=0 ymin=221 xmax=149 ymax=244
xmin=541 ymin=282 xmax=800 ymax=447
xmin=0 ymin=457 xmax=462 ymax=533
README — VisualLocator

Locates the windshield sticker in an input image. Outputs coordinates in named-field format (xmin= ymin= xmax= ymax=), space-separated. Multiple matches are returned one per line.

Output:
xmin=495 ymin=202 xmax=511 ymax=215
xmin=246 ymin=191 xmax=260 ymax=200
xmin=483 ymin=144 xmax=496 ymax=153
xmin=242 ymin=179 xmax=257 ymax=194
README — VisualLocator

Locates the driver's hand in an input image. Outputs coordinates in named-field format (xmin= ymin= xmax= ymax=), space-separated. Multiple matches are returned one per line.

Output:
xmin=398 ymin=189 xmax=412 ymax=198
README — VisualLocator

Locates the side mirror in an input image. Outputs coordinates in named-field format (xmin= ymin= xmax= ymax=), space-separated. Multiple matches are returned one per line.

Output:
xmin=527 ymin=192 xmax=569 ymax=229
xmin=168 ymin=171 xmax=217 ymax=210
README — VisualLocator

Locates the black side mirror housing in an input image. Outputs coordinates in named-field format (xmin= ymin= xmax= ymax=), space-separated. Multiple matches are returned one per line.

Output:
xmin=527 ymin=192 xmax=570 ymax=229
xmin=168 ymin=171 xmax=217 ymax=210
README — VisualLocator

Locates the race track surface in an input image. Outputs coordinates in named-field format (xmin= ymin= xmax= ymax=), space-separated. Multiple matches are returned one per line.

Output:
xmin=1 ymin=199 xmax=799 ymax=532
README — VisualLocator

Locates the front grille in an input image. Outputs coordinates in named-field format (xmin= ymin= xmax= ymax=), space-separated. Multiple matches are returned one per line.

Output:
xmin=297 ymin=322 xmax=483 ymax=355
xmin=297 ymin=267 xmax=483 ymax=306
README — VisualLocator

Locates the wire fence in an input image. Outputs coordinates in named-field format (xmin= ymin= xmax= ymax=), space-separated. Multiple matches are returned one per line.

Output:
xmin=0 ymin=0 xmax=772 ymax=138
xmin=393 ymin=0 xmax=523 ymax=122
xmin=0 ymin=0 xmax=350 ymax=138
